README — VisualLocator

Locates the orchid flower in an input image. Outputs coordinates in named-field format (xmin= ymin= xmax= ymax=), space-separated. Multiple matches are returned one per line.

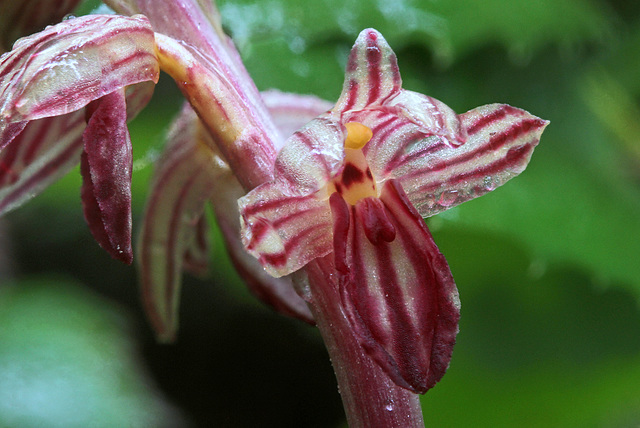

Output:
xmin=0 ymin=0 xmax=326 ymax=337
xmin=239 ymin=28 xmax=548 ymax=395
xmin=0 ymin=1 xmax=548 ymax=426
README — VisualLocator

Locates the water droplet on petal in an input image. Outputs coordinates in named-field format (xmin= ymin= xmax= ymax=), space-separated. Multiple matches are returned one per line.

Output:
xmin=483 ymin=175 xmax=496 ymax=191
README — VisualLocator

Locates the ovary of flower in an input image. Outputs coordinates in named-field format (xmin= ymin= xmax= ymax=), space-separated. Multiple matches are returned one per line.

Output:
xmin=323 ymin=122 xmax=378 ymax=205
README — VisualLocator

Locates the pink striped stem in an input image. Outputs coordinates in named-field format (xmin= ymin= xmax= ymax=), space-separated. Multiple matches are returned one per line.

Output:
xmin=106 ymin=0 xmax=278 ymax=153
xmin=155 ymin=33 xmax=278 ymax=190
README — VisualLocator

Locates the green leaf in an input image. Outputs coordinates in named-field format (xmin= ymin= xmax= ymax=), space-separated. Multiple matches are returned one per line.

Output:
xmin=424 ymin=229 xmax=640 ymax=426
xmin=0 ymin=279 xmax=182 ymax=427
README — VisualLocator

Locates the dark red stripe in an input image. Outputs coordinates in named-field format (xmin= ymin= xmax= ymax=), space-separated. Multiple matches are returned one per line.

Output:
xmin=366 ymin=36 xmax=382 ymax=105
xmin=404 ymin=117 xmax=545 ymax=183
xmin=296 ymin=127 xmax=332 ymax=176
xmin=271 ymin=203 xmax=324 ymax=228
xmin=0 ymin=136 xmax=21 ymax=185
xmin=259 ymin=221 xmax=329 ymax=268
xmin=466 ymin=105 xmax=522 ymax=135
xmin=414 ymin=139 xmax=536 ymax=195
xmin=343 ymin=79 xmax=359 ymax=112
xmin=0 ymin=133 xmax=81 ymax=213
xmin=242 ymin=193 xmax=312 ymax=217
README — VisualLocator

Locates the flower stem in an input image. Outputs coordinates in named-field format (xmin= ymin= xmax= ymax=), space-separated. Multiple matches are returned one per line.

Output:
xmin=300 ymin=256 xmax=425 ymax=428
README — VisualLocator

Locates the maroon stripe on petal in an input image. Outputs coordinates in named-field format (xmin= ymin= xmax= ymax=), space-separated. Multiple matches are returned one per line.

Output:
xmin=395 ymin=106 xmax=548 ymax=217
xmin=366 ymin=33 xmax=383 ymax=105
xmin=343 ymin=80 xmax=359 ymax=112
xmin=0 ymin=125 xmax=82 ymax=213
xmin=330 ymin=192 xmax=351 ymax=274
xmin=466 ymin=104 xmax=523 ymax=135
xmin=0 ymin=135 xmax=21 ymax=185
xmin=440 ymin=117 xmax=545 ymax=172
xmin=335 ymin=29 xmax=402 ymax=113
xmin=338 ymin=180 xmax=460 ymax=393
xmin=242 ymin=194 xmax=314 ymax=217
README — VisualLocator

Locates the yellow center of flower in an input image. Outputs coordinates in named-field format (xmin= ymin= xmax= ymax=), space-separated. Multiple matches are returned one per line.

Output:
xmin=344 ymin=122 xmax=373 ymax=149
xmin=321 ymin=122 xmax=378 ymax=205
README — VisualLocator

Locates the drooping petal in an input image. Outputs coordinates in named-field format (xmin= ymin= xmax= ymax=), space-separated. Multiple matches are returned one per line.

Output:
xmin=138 ymin=103 xmax=227 ymax=342
xmin=0 ymin=81 xmax=154 ymax=216
xmin=182 ymin=214 xmax=210 ymax=277
xmin=0 ymin=14 xmax=158 ymax=126
xmin=334 ymin=28 xmax=402 ymax=114
xmin=397 ymin=103 xmax=548 ymax=217
xmin=239 ymin=181 xmax=334 ymax=278
xmin=261 ymin=89 xmax=333 ymax=139
xmin=80 ymin=88 xmax=133 ymax=264
xmin=331 ymin=180 xmax=460 ymax=394
xmin=212 ymin=170 xmax=314 ymax=324
xmin=0 ymin=113 xmax=84 ymax=215
xmin=0 ymin=0 xmax=82 ymax=52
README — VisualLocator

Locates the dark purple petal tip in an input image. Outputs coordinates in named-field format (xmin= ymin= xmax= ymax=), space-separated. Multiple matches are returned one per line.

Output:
xmin=80 ymin=89 xmax=133 ymax=264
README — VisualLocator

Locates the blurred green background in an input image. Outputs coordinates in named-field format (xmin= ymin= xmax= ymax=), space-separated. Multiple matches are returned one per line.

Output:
xmin=1 ymin=0 xmax=640 ymax=426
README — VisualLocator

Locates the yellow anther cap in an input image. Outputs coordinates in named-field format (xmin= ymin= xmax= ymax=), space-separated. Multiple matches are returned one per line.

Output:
xmin=344 ymin=122 xmax=373 ymax=150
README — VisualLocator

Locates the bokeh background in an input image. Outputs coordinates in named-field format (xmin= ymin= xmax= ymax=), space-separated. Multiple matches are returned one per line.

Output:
xmin=1 ymin=0 xmax=640 ymax=426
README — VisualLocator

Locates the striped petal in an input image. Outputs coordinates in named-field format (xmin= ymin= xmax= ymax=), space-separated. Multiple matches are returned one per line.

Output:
xmin=334 ymin=28 xmax=402 ymax=114
xmin=0 ymin=81 xmax=154 ymax=216
xmin=261 ymin=89 xmax=333 ymax=139
xmin=0 ymin=0 xmax=81 ymax=52
xmin=80 ymin=88 xmax=133 ymax=264
xmin=331 ymin=179 xmax=460 ymax=393
xmin=138 ymin=103 xmax=228 ymax=342
xmin=212 ymin=170 xmax=314 ymax=324
xmin=182 ymin=214 xmax=210 ymax=277
xmin=0 ymin=14 xmax=158 ymax=126
xmin=273 ymin=117 xmax=345 ymax=194
xmin=388 ymin=90 xmax=467 ymax=147
xmin=397 ymin=103 xmax=549 ymax=216
xmin=239 ymin=181 xmax=333 ymax=278
xmin=0 ymin=113 xmax=83 ymax=215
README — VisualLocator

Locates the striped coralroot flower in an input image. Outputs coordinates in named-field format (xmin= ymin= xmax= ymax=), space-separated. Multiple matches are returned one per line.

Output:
xmin=0 ymin=0 xmax=548 ymax=400
xmin=0 ymin=14 xmax=160 ymax=264
xmin=0 ymin=4 xmax=326 ymax=341
xmin=239 ymin=29 xmax=548 ymax=393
